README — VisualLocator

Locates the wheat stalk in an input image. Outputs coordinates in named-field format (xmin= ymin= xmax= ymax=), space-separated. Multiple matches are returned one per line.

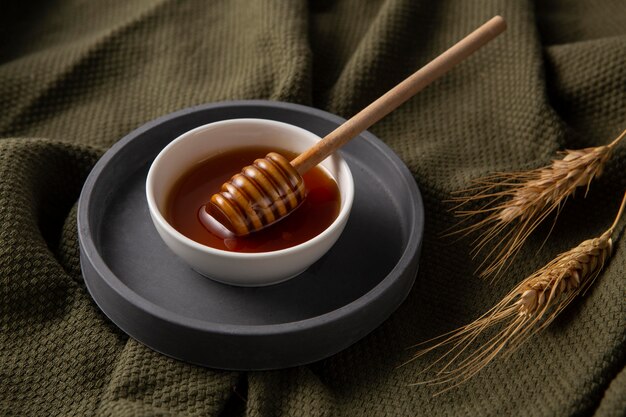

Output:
xmin=449 ymin=129 xmax=625 ymax=280
xmin=407 ymin=191 xmax=625 ymax=393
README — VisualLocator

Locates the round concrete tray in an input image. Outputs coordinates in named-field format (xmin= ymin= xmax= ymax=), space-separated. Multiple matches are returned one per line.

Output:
xmin=78 ymin=100 xmax=424 ymax=370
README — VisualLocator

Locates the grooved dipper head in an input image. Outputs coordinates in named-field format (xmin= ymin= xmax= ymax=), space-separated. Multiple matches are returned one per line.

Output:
xmin=203 ymin=152 xmax=307 ymax=236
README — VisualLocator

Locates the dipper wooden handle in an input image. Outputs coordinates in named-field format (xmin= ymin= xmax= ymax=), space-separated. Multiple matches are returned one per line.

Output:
xmin=205 ymin=16 xmax=507 ymax=237
xmin=291 ymin=15 xmax=507 ymax=174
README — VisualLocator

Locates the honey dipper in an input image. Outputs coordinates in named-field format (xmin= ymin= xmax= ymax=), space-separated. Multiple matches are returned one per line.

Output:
xmin=203 ymin=16 xmax=507 ymax=237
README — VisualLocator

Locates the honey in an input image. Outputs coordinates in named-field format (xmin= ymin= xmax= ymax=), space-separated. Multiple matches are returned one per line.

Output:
xmin=165 ymin=146 xmax=341 ymax=253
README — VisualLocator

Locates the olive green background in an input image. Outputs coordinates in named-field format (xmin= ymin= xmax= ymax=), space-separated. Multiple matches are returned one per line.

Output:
xmin=1 ymin=1 xmax=625 ymax=416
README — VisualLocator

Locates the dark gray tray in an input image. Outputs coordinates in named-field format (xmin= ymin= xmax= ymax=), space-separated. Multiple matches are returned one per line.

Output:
xmin=77 ymin=100 xmax=424 ymax=370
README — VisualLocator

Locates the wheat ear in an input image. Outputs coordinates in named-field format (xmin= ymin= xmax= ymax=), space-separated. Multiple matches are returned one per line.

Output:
xmin=408 ymin=191 xmax=625 ymax=393
xmin=449 ymin=129 xmax=624 ymax=280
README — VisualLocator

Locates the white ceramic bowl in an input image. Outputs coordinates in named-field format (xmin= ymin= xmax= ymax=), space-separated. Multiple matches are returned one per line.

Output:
xmin=146 ymin=118 xmax=354 ymax=287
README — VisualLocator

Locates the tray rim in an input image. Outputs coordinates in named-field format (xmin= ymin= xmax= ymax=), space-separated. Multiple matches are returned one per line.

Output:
xmin=77 ymin=99 xmax=424 ymax=337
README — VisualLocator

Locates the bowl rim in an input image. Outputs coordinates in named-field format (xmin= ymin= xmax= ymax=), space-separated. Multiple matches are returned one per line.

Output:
xmin=77 ymin=100 xmax=424 ymax=337
xmin=145 ymin=118 xmax=355 ymax=259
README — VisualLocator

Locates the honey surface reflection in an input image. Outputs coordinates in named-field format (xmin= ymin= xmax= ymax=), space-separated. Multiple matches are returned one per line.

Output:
xmin=165 ymin=146 xmax=341 ymax=252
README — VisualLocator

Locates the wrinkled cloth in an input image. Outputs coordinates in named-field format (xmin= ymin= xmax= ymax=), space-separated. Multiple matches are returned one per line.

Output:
xmin=1 ymin=1 xmax=625 ymax=416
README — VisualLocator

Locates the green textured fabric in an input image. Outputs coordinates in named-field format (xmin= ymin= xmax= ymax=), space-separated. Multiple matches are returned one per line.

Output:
xmin=1 ymin=1 xmax=625 ymax=416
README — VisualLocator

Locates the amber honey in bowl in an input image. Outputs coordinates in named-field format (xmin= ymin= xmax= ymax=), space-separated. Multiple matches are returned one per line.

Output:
xmin=165 ymin=146 xmax=341 ymax=253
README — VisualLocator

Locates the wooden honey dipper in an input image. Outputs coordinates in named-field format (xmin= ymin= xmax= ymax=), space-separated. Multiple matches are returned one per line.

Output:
xmin=202 ymin=16 xmax=507 ymax=237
